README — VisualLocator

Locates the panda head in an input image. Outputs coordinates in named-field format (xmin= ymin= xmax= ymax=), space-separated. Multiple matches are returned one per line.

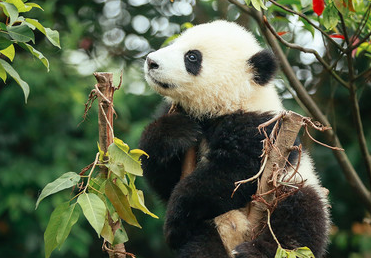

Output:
xmin=144 ymin=20 xmax=283 ymax=118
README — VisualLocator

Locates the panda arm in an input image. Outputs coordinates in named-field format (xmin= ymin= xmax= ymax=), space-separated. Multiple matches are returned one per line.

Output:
xmin=164 ymin=112 xmax=269 ymax=249
xmin=139 ymin=111 xmax=202 ymax=201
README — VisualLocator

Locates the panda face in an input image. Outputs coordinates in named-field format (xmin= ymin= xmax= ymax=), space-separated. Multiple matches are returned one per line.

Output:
xmin=144 ymin=20 xmax=283 ymax=117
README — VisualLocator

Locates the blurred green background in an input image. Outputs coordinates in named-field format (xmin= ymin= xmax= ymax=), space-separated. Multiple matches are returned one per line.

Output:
xmin=1 ymin=0 xmax=371 ymax=258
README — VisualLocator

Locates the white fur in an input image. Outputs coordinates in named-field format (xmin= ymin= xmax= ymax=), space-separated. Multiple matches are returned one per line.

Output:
xmin=144 ymin=20 xmax=283 ymax=118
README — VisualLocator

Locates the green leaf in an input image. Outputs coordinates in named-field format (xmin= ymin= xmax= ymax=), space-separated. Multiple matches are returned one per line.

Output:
xmin=107 ymin=138 xmax=146 ymax=177
xmin=180 ymin=22 xmax=193 ymax=31
xmin=356 ymin=42 xmax=371 ymax=57
xmin=113 ymin=227 xmax=129 ymax=245
xmin=294 ymin=246 xmax=315 ymax=257
xmin=0 ymin=36 xmax=12 ymax=49
xmin=77 ymin=193 xmax=106 ymax=236
xmin=0 ymin=43 xmax=15 ymax=61
xmin=0 ymin=59 xmax=29 ymax=102
xmin=161 ymin=34 xmax=179 ymax=48
xmin=0 ymin=2 xmax=19 ymax=25
xmin=44 ymin=202 xmax=69 ymax=258
xmin=45 ymin=27 xmax=61 ymax=48
xmin=0 ymin=62 xmax=7 ymax=82
xmin=114 ymin=138 xmax=130 ymax=153
xmin=35 ymin=172 xmax=80 ymax=209
xmin=56 ymin=202 xmax=80 ymax=249
xmin=300 ymin=0 xmax=312 ymax=8
xmin=24 ymin=18 xmax=46 ymax=34
xmin=7 ymin=24 xmax=35 ymax=43
xmin=5 ymin=0 xmax=31 ymax=12
xmin=275 ymin=246 xmax=288 ymax=258
xmin=24 ymin=2 xmax=44 ymax=11
xmin=0 ymin=22 xmax=7 ymax=31
xmin=250 ymin=0 xmax=267 ymax=11
xmin=18 ymin=42 xmax=49 ymax=71
xmin=128 ymin=188 xmax=158 ymax=219
xmin=101 ymin=218 xmax=114 ymax=244
xmin=22 ymin=18 xmax=60 ymax=48
xmin=105 ymin=180 xmax=141 ymax=228
xmin=323 ymin=4 xmax=339 ymax=30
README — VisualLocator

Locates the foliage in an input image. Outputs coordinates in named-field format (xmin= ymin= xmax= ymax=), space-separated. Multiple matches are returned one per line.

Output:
xmin=275 ymin=246 xmax=315 ymax=258
xmin=1 ymin=0 xmax=371 ymax=258
xmin=0 ymin=0 xmax=60 ymax=102
xmin=36 ymin=137 xmax=157 ymax=258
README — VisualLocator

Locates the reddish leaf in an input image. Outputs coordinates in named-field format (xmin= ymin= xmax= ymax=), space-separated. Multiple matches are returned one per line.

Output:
xmin=313 ymin=0 xmax=325 ymax=15
xmin=347 ymin=0 xmax=355 ymax=12
xmin=330 ymin=34 xmax=345 ymax=39
xmin=277 ymin=31 xmax=288 ymax=36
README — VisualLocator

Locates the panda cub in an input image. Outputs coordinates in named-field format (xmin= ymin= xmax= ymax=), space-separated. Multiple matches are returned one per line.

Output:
xmin=139 ymin=20 xmax=329 ymax=258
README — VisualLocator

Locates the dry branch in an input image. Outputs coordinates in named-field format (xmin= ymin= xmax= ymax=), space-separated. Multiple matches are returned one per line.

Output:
xmin=239 ymin=111 xmax=304 ymax=239
xmin=94 ymin=72 xmax=126 ymax=258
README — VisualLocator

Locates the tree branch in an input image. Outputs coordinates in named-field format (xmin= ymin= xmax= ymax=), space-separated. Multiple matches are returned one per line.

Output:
xmin=268 ymin=0 xmax=345 ymax=53
xmin=94 ymin=72 xmax=126 ymax=258
xmin=339 ymin=13 xmax=371 ymax=185
xmin=262 ymin=15 xmax=348 ymax=88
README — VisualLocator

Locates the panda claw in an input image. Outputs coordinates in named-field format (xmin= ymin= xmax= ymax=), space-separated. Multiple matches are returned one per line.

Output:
xmin=231 ymin=250 xmax=239 ymax=257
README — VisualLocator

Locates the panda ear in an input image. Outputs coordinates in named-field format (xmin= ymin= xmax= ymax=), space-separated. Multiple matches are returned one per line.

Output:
xmin=247 ymin=49 xmax=278 ymax=86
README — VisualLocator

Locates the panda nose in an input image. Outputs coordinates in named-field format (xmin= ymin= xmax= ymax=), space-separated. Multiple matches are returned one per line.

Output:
xmin=147 ymin=57 xmax=159 ymax=70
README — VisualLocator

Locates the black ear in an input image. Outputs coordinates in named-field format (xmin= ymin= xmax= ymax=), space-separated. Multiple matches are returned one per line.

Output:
xmin=248 ymin=50 xmax=278 ymax=86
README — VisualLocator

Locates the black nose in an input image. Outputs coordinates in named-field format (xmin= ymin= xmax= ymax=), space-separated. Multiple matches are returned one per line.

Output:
xmin=147 ymin=57 xmax=159 ymax=70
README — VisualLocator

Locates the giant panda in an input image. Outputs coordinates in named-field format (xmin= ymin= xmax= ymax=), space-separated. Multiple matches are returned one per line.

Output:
xmin=139 ymin=20 xmax=330 ymax=258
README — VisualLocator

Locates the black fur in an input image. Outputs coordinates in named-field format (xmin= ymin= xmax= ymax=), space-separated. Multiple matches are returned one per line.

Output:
xmin=184 ymin=50 xmax=202 ymax=75
xmin=248 ymin=50 xmax=278 ymax=85
xmin=139 ymin=108 xmax=327 ymax=258
xmin=234 ymin=186 xmax=328 ymax=258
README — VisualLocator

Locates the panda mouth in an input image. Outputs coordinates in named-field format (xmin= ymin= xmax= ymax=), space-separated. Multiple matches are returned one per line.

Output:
xmin=148 ymin=74 xmax=175 ymax=89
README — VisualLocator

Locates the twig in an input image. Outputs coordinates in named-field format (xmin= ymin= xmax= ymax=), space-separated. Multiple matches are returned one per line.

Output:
xmin=340 ymin=12 xmax=371 ymax=184
xmin=100 ymin=103 xmax=115 ymax=142
xmin=347 ymin=31 xmax=371 ymax=53
xmin=262 ymin=15 xmax=348 ymax=88
xmin=103 ymin=242 xmax=136 ymax=258
xmin=354 ymin=68 xmax=371 ymax=82
xmin=84 ymin=153 xmax=100 ymax=193
xmin=266 ymin=209 xmax=281 ymax=247
xmin=95 ymin=83 xmax=112 ymax=104
xmin=352 ymin=4 xmax=371 ymax=44
xmin=232 ymin=155 xmax=268 ymax=197
xmin=304 ymin=126 xmax=344 ymax=151
xmin=268 ymin=0 xmax=345 ymax=53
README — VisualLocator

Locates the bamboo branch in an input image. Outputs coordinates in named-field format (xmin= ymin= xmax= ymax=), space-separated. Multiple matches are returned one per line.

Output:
xmin=228 ymin=0 xmax=371 ymax=212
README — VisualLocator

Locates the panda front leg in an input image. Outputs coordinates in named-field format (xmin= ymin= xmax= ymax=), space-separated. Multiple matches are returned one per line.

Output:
xmin=139 ymin=112 xmax=202 ymax=201
xmin=163 ymin=165 xmax=251 ymax=257
xmin=233 ymin=185 xmax=329 ymax=258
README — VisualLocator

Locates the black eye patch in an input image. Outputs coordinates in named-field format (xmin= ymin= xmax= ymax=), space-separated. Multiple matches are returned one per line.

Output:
xmin=184 ymin=50 xmax=202 ymax=76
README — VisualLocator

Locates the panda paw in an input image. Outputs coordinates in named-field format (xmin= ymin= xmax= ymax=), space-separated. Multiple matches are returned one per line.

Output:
xmin=231 ymin=241 xmax=265 ymax=258
xmin=140 ymin=112 xmax=201 ymax=154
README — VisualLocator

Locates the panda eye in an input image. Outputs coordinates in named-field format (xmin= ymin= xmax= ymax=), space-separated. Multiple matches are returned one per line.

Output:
xmin=186 ymin=52 xmax=198 ymax=62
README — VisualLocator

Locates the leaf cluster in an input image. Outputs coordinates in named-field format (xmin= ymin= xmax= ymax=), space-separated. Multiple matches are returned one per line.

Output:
xmin=36 ymin=137 xmax=156 ymax=258
xmin=0 ymin=0 xmax=60 ymax=102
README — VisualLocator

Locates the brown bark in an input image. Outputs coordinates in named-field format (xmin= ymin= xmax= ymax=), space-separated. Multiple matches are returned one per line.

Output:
xmin=243 ymin=111 xmax=304 ymax=238
xmin=94 ymin=72 xmax=126 ymax=258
